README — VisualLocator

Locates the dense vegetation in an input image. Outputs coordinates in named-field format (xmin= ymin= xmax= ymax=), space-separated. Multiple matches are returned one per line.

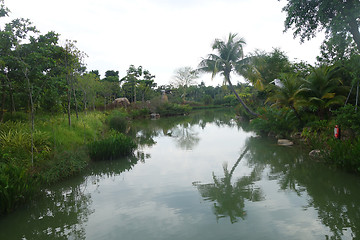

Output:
xmin=1 ymin=0 xmax=360 ymax=215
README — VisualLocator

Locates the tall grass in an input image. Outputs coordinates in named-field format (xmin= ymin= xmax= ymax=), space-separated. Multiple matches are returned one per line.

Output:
xmin=107 ymin=110 xmax=128 ymax=133
xmin=0 ymin=164 xmax=39 ymax=215
xmin=88 ymin=132 xmax=137 ymax=161
xmin=323 ymin=138 xmax=360 ymax=173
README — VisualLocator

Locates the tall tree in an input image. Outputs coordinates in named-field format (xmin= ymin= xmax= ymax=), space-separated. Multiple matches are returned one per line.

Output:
xmin=76 ymin=72 xmax=99 ymax=113
xmin=198 ymin=33 xmax=258 ymax=116
xmin=281 ymin=0 xmax=360 ymax=52
xmin=172 ymin=66 xmax=199 ymax=102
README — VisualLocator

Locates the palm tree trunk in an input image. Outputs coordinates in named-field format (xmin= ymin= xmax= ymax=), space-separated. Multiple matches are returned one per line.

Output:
xmin=226 ymin=75 xmax=258 ymax=117
xmin=229 ymin=146 xmax=249 ymax=178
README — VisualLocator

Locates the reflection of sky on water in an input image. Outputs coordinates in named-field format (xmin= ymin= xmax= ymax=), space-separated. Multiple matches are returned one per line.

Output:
xmin=82 ymin=121 xmax=331 ymax=240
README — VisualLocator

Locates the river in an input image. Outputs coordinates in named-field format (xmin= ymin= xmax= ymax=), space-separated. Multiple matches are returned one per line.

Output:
xmin=1 ymin=109 xmax=360 ymax=239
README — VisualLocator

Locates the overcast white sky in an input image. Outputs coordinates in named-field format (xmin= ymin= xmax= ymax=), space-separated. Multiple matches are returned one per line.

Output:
xmin=4 ymin=0 xmax=324 ymax=86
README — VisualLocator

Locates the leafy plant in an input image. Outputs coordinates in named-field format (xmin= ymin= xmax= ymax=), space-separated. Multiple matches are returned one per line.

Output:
xmin=250 ymin=106 xmax=300 ymax=137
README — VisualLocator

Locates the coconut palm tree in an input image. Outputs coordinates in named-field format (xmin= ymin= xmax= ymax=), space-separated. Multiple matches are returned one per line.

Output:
xmin=302 ymin=65 xmax=346 ymax=119
xmin=266 ymin=73 xmax=305 ymax=122
xmin=198 ymin=33 xmax=258 ymax=116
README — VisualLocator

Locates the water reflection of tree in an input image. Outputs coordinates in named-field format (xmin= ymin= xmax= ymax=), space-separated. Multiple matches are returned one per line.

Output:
xmin=245 ymin=137 xmax=360 ymax=239
xmin=0 ymin=174 xmax=93 ymax=239
xmin=194 ymin=147 xmax=264 ymax=223
xmin=0 ymin=154 xmax=144 ymax=240
xmin=129 ymin=109 xmax=242 ymax=151
xmin=170 ymin=122 xmax=200 ymax=150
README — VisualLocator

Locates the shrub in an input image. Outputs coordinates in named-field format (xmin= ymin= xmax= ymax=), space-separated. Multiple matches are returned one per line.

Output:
xmin=250 ymin=106 xmax=299 ymax=137
xmin=88 ymin=133 xmax=137 ymax=161
xmin=156 ymin=103 xmax=191 ymax=116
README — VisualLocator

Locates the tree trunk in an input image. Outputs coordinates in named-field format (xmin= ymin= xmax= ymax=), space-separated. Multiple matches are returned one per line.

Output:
xmin=349 ymin=20 xmax=360 ymax=52
xmin=83 ymin=90 xmax=87 ymax=115
xmin=5 ymin=73 xmax=15 ymax=113
xmin=0 ymin=78 xmax=6 ymax=122
xmin=226 ymin=74 xmax=258 ymax=117
xmin=67 ymin=87 xmax=71 ymax=127
xmin=73 ymin=86 xmax=79 ymax=119
xmin=229 ymin=146 xmax=249 ymax=178
xmin=24 ymin=69 xmax=34 ymax=166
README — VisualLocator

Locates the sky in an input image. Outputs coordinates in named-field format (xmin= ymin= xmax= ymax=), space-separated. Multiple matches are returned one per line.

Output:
xmin=4 ymin=0 xmax=325 ymax=86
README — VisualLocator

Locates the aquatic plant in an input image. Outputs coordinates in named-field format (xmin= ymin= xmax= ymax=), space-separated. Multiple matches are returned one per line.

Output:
xmin=88 ymin=133 xmax=137 ymax=161
xmin=0 ymin=164 xmax=39 ymax=215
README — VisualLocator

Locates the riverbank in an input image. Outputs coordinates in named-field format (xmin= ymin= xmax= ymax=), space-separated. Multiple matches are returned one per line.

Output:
xmin=0 ymin=102 xmax=196 ymax=215
xmin=0 ymin=110 xmax=138 ymax=215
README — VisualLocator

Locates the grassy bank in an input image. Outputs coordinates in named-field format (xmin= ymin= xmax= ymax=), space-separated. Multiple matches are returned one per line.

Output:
xmin=0 ymin=110 xmax=137 ymax=215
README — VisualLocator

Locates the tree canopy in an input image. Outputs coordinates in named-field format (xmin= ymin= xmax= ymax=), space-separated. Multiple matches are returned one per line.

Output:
xmin=281 ymin=0 xmax=360 ymax=52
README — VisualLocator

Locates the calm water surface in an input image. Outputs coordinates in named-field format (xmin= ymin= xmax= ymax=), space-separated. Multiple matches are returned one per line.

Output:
xmin=1 ymin=109 xmax=360 ymax=239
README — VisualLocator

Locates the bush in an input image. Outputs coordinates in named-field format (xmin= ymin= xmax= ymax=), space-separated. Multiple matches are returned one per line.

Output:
xmin=250 ymin=106 xmax=300 ymax=137
xmin=156 ymin=103 xmax=191 ymax=116
xmin=88 ymin=133 xmax=137 ymax=161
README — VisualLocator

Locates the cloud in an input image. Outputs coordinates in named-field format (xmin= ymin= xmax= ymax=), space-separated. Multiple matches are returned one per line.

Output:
xmin=5 ymin=0 xmax=324 ymax=85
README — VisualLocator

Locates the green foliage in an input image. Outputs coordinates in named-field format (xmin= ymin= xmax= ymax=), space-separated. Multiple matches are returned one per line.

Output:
xmin=198 ymin=33 xmax=257 ymax=116
xmin=301 ymin=120 xmax=331 ymax=149
xmin=333 ymin=104 xmax=360 ymax=136
xmin=202 ymin=94 xmax=213 ymax=105
xmin=250 ymin=106 xmax=299 ymax=137
xmin=282 ymin=0 xmax=360 ymax=53
xmin=107 ymin=110 xmax=128 ymax=133
xmin=3 ymin=112 xmax=29 ymax=122
xmin=213 ymin=95 xmax=237 ymax=106
xmin=324 ymin=138 xmax=360 ymax=173
xmin=0 ymin=164 xmax=38 ymax=215
xmin=0 ymin=122 xmax=52 ymax=166
xmin=88 ymin=132 xmax=137 ymax=161
xmin=40 ymin=148 xmax=89 ymax=184
xmin=130 ymin=108 xmax=150 ymax=119
xmin=156 ymin=103 xmax=191 ymax=116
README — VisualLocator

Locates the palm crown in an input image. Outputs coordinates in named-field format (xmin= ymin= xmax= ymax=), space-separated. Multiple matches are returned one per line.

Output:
xmin=198 ymin=33 xmax=257 ymax=116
